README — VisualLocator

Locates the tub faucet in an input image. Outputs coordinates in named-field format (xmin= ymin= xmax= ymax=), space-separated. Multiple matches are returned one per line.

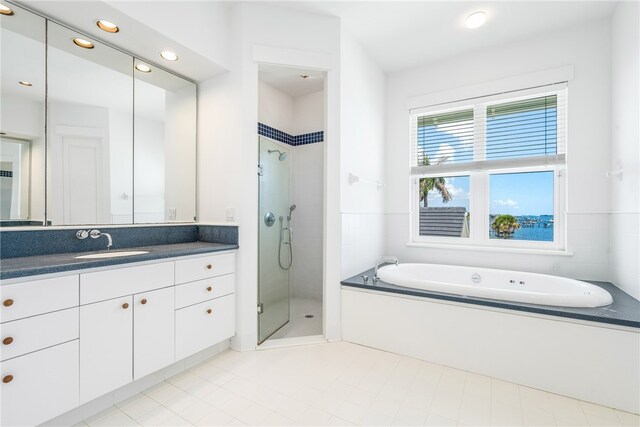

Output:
xmin=90 ymin=229 xmax=112 ymax=250
xmin=373 ymin=256 xmax=398 ymax=283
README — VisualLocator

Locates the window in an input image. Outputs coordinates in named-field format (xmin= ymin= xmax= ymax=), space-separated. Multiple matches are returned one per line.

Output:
xmin=410 ymin=83 xmax=567 ymax=249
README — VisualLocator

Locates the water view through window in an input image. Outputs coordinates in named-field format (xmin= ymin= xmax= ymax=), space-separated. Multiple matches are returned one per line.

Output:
xmin=489 ymin=171 xmax=554 ymax=241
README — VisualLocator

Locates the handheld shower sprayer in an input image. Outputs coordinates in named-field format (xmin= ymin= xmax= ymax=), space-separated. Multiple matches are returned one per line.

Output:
xmin=287 ymin=204 xmax=296 ymax=220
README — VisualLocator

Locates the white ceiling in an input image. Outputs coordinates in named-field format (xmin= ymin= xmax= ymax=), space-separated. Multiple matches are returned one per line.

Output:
xmin=15 ymin=0 xmax=227 ymax=81
xmin=272 ymin=1 xmax=618 ymax=73
xmin=259 ymin=64 xmax=325 ymax=98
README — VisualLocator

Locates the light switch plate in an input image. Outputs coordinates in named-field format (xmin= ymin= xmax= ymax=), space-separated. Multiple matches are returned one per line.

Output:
xmin=225 ymin=207 xmax=235 ymax=221
xmin=168 ymin=208 xmax=177 ymax=220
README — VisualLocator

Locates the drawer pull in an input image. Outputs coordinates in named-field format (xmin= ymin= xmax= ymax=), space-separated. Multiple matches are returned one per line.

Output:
xmin=3 ymin=299 xmax=14 ymax=307
xmin=122 ymin=303 xmax=129 ymax=309
xmin=207 ymin=309 xmax=212 ymax=314
xmin=207 ymin=286 xmax=213 ymax=292
xmin=141 ymin=298 xmax=148 ymax=305
xmin=3 ymin=375 xmax=13 ymax=384
xmin=2 ymin=337 xmax=13 ymax=346
xmin=206 ymin=264 xmax=213 ymax=270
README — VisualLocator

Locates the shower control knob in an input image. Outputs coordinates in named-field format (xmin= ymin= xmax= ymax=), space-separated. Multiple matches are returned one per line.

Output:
xmin=361 ymin=275 xmax=369 ymax=284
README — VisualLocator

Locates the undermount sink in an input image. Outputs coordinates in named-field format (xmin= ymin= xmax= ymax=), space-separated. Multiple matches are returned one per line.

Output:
xmin=75 ymin=251 xmax=149 ymax=259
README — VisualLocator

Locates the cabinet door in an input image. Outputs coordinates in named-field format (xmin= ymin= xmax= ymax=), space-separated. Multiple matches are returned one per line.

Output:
xmin=80 ymin=297 xmax=133 ymax=404
xmin=133 ymin=287 xmax=175 ymax=380
xmin=175 ymin=294 xmax=235 ymax=361
xmin=1 ymin=340 xmax=79 ymax=426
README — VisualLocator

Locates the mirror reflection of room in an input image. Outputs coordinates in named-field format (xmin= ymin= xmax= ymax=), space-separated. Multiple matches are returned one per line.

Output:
xmin=0 ymin=3 xmax=45 ymax=224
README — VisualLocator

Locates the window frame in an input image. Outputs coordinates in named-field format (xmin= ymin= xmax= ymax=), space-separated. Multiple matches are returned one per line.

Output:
xmin=409 ymin=83 xmax=567 ymax=250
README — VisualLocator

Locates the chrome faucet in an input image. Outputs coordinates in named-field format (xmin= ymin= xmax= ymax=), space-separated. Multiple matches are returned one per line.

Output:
xmin=373 ymin=256 xmax=399 ymax=283
xmin=90 ymin=229 xmax=112 ymax=250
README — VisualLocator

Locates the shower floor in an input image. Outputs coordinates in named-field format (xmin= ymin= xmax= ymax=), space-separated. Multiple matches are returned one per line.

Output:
xmin=268 ymin=297 xmax=322 ymax=340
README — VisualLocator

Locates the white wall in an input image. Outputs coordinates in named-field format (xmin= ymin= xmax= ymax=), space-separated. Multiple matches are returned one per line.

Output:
xmin=610 ymin=1 xmax=640 ymax=300
xmin=291 ymin=142 xmax=324 ymax=300
xmin=164 ymin=86 xmax=197 ymax=223
xmin=109 ymin=110 xmax=134 ymax=224
xmin=340 ymin=31 xmax=387 ymax=279
xmin=197 ymin=3 xmax=341 ymax=349
xmin=258 ymin=81 xmax=294 ymax=134
xmin=384 ymin=20 xmax=613 ymax=282
xmin=293 ymin=91 xmax=325 ymax=135
xmin=133 ymin=115 xmax=164 ymax=223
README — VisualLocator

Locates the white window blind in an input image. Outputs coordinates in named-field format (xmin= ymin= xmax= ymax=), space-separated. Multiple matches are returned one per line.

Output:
xmin=411 ymin=83 xmax=567 ymax=175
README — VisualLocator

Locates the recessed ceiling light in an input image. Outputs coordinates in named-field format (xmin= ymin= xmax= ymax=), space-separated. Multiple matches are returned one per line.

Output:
xmin=300 ymin=74 xmax=309 ymax=79
xmin=97 ymin=20 xmax=119 ymax=33
xmin=18 ymin=81 xmax=32 ymax=87
xmin=0 ymin=4 xmax=14 ymax=15
xmin=73 ymin=38 xmax=94 ymax=49
xmin=135 ymin=64 xmax=151 ymax=73
xmin=160 ymin=51 xmax=178 ymax=61
xmin=465 ymin=11 xmax=487 ymax=29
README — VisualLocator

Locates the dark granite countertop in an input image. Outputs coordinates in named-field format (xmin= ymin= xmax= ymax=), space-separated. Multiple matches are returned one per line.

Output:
xmin=0 ymin=242 xmax=238 ymax=281
xmin=341 ymin=268 xmax=640 ymax=329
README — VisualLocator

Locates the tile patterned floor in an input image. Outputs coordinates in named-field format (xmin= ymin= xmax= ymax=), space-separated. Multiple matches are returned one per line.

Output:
xmin=269 ymin=298 xmax=322 ymax=340
xmin=78 ymin=342 xmax=639 ymax=427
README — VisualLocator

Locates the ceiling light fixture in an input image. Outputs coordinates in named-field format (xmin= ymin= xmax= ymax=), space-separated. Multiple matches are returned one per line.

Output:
xmin=160 ymin=51 xmax=178 ymax=61
xmin=465 ymin=11 xmax=487 ymax=29
xmin=19 ymin=81 xmax=32 ymax=87
xmin=0 ymin=4 xmax=14 ymax=15
xmin=135 ymin=64 xmax=151 ymax=73
xmin=97 ymin=20 xmax=119 ymax=33
xmin=73 ymin=38 xmax=94 ymax=49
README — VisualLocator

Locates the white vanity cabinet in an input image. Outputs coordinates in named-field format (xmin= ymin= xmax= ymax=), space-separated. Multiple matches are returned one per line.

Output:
xmin=0 ymin=249 xmax=236 ymax=425
xmin=133 ymin=286 xmax=175 ymax=380
xmin=79 ymin=262 xmax=176 ymax=403
xmin=79 ymin=295 xmax=133 ymax=404
xmin=0 ymin=275 xmax=80 ymax=426
xmin=174 ymin=253 xmax=236 ymax=360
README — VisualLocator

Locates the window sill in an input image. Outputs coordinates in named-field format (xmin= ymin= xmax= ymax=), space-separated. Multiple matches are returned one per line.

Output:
xmin=406 ymin=242 xmax=573 ymax=256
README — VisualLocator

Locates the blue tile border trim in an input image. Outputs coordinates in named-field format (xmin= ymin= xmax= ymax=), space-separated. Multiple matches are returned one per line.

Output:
xmin=258 ymin=122 xmax=323 ymax=146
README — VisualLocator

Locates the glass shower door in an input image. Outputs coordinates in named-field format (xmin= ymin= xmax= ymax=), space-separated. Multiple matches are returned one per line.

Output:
xmin=258 ymin=136 xmax=291 ymax=344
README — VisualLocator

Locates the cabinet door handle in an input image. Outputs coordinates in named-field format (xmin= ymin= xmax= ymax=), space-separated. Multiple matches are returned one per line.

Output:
xmin=3 ymin=299 xmax=13 ymax=307
xmin=207 ymin=309 xmax=212 ymax=314
xmin=206 ymin=264 xmax=213 ymax=270
xmin=122 ymin=303 xmax=129 ymax=309
xmin=207 ymin=286 xmax=212 ymax=292
xmin=2 ymin=337 xmax=13 ymax=346
xmin=3 ymin=375 xmax=13 ymax=384
xmin=141 ymin=298 xmax=148 ymax=305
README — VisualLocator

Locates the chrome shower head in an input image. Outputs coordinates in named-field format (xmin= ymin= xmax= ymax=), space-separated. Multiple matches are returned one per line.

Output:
xmin=289 ymin=204 xmax=296 ymax=214
xmin=268 ymin=149 xmax=287 ymax=161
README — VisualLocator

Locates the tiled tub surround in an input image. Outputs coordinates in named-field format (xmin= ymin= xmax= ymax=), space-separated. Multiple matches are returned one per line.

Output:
xmin=0 ymin=225 xmax=238 ymax=279
xmin=258 ymin=122 xmax=324 ymax=146
xmin=341 ymin=271 xmax=640 ymax=414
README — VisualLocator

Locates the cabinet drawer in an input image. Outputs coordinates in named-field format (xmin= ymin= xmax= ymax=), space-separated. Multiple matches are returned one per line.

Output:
xmin=1 ymin=307 xmax=79 ymax=362
xmin=175 ymin=274 xmax=235 ymax=309
xmin=175 ymin=252 xmax=235 ymax=284
xmin=0 ymin=275 xmax=78 ymax=323
xmin=81 ymin=262 xmax=174 ymax=304
xmin=1 ymin=340 xmax=79 ymax=427
xmin=175 ymin=294 xmax=235 ymax=360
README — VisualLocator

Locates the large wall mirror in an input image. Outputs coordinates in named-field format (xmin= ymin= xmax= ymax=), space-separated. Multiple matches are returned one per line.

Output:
xmin=47 ymin=22 xmax=134 ymax=226
xmin=0 ymin=4 xmax=46 ymax=225
xmin=134 ymin=60 xmax=196 ymax=223
xmin=0 ymin=3 xmax=196 ymax=227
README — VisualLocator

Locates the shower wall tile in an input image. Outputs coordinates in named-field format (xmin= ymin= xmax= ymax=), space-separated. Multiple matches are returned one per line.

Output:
xmin=258 ymin=122 xmax=323 ymax=146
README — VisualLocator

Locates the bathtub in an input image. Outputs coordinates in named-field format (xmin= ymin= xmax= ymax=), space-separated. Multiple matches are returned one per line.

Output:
xmin=376 ymin=263 xmax=613 ymax=308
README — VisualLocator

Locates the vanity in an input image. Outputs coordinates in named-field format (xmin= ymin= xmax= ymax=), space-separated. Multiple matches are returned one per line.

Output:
xmin=0 ymin=229 xmax=238 ymax=426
